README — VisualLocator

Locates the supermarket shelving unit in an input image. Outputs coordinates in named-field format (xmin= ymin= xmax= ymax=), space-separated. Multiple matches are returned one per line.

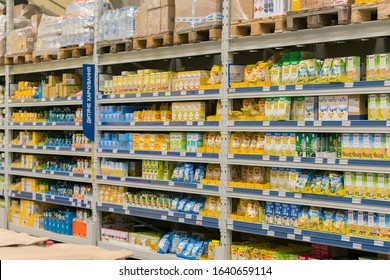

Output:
xmin=0 ymin=0 xmax=389 ymax=258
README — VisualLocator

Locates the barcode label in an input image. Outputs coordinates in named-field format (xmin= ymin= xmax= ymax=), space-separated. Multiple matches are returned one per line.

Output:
xmin=267 ymin=231 xmax=275 ymax=237
xmin=302 ymin=236 xmax=311 ymax=242
xmin=287 ymin=234 xmax=295 ymax=240
xmin=294 ymin=229 xmax=302 ymax=235
xmin=262 ymin=224 xmax=269 ymax=230
xmin=263 ymin=190 xmax=270 ymax=196
xmin=295 ymin=85 xmax=303 ymax=90
xmin=342 ymin=235 xmax=350 ymax=242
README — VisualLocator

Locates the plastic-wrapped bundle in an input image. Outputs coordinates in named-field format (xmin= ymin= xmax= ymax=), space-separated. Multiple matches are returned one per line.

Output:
xmin=231 ymin=0 xmax=254 ymax=23
xmin=0 ymin=15 xmax=5 ymax=57
xmin=99 ymin=6 xmax=138 ymax=41
xmin=34 ymin=15 xmax=62 ymax=56
xmin=6 ymin=26 xmax=36 ymax=56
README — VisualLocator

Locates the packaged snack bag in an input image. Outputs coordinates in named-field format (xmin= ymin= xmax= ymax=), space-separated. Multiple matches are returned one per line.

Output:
xmin=270 ymin=167 xmax=278 ymax=189
xmin=245 ymin=200 xmax=260 ymax=220
xmin=282 ymin=62 xmax=291 ymax=86
xmin=310 ymin=173 xmax=324 ymax=194
xmin=157 ymin=233 xmax=172 ymax=254
xmin=230 ymin=132 xmax=242 ymax=152
xmin=208 ymin=65 xmax=222 ymax=85
xmin=264 ymin=133 xmax=275 ymax=155
xmin=237 ymin=245 xmax=251 ymax=260
xmin=327 ymin=173 xmax=344 ymax=196
xmin=386 ymin=134 xmax=390 ymax=160
xmin=290 ymin=204 xmax=302 ymax=228
xmin=332 ymin=210 xmax=348 ymax=234
xmin=380 ymin=94 xmax=390 ymax=120
xmin=256 ymin=61 xmax=271 ymax=86
xmin=265 ymin=98 xmax=275 ymax=120
xmin=297 ymin=207 xmax=310 ymax=229
xmin=296 ymin=133 xmax=306 ymax=157
xmin=321 ymin=209 xmax=336 ymax=232
xmin=361 ymin=133 xmax=373 ymax=159
xmin=265 ymin=201 xmax=274 ymax=224
xmin=274 ymin=133 xmax=282 ymax=156
xmin=240 ymin=133 xmax=252 ymax=152
xmin=297 ymin=60 xmax=308 ymax=84
xmin=296 ymin=172 xmax=313 ymax=193
xmin=307 ymin=207 xmax=323 ymax=231
xmin=319 ymin=58 xmax=333 ymax=83
xmin=341 ymin=133 xmax=352 ymax=158
xmin=330 ymin=57 xmax=346 ymax=83
xmin=351 ymin=133 xmax=362 ymax=158
xmin=271 ymin=64 xmax=282 ymax=86
xmin=208 ymin=240 xmax=220 ymax=260
xmin=251 ymin=248 xmax=261 ymax=260
xmin=244 ymin=65 xmax=256 ymax=82
xmin=290 ymin=61 xmax=299 ymax=85
xmin=306 ymin=59 xmax=321 ymax=83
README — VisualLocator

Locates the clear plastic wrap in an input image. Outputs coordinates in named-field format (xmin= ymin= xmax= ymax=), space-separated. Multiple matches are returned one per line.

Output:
xmin=6 ymin=26 xmax=36 ymax=56
xmin=292 ymin=0 xmax=354 ymax=11
xmin=174 ymin=0 xmax=223 ymax=34
xmin=34 ymin=15 xmax=62 ymax=56
xmin=0 ymin=15 xmax=5 ymax=57
xmin=231 ymin=0 xmax=254 ymax=23
xmin=99 ymin=6 xmax=138 ymax=41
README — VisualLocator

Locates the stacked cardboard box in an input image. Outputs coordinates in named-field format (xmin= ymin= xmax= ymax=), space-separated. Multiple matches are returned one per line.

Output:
xmin=42 ymin=74 xmax=82 ymax=99
xmin=174 ymin=0 xmax=222 ymax=34
xmin=231 ymin=0 xmax=254 ymax=23
xmin=135 ymin=0 xmax=175 ymax=37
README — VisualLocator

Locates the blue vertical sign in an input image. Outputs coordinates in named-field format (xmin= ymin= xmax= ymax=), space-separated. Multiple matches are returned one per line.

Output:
xmin=82 ymin=64 xmax=95 ymax=142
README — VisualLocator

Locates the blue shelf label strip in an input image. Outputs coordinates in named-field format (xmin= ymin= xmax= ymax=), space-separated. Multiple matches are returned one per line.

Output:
xmin=99 ymin=89 xmax=219 ymax=100
xmin=99 ymin=149 xmax=219 ymax=159
xmin=230 ymin=120 xmax=389 ymax=127
xmin=100 ymin=121 xmax=219 ymax=127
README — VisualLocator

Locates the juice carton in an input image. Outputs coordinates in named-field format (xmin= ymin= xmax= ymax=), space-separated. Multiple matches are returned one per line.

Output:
xmin=296 ymin=133 xmax=306 ymax=157
xmin=366 ymin=172 xmax=377 ymax=199
xmin=366 ymin=54 xmax=379 ymax=81
xmin=281 ymin=62 xmax=291 ymax=85
xmin=274 ymin=202 xmax=283 ymax=225
xmin=306 ymin=133 xmax=319 ymax=158
xmin=355 ymin=172 xmax=366 ymax=198
xmin=344 ymin=171 xmax=355 ymax=197
xmin=327 ymin=134 xmax=337 ymax=158
xmin=288 ymin=132 xmax=297 ymax=156
xmin=290 ymin=204 xmax=302 ymax=228
xmin=304 ymin=97 xmax=318 ymax=121
xmin=264 ymin=133 xmax=275 ymax=156
xmin=351 ymin=133 xmax=362 ymax=158
xmin=357 ymin=211 xmax=369 ymax=237
xmin=287 ymin=169 xmax=300 ymax=192
xmin=347 ymin=210 xmax=358 ymax=235
xmin=378 ymin=53 xmax=390 ymax=81
xmin=276 ymin=168 xmax=286 ymax=190
xmin=318 ymin=96 xmax=329 ymax=121
xmin=336 ymin=96 xmax=348 ymax=120
xmin=377 ymin=173 xmax=388 ymax=200
xmin=368 ymin=94 xmax=380 ymax=120
xmin=270 ymin=167 xmax=278 ymax=189
xmin=292 ymin=97 xmax=305 ymax=121
xmin=372 ymin=133 xmax=385 ymax=160
xmin=367 ymin=212 xmax=379 ymax=239
xmin=380 ymin=93 xmax=390 ymax=120
xmin=345 ymin=56 xmax=360 ymax=82
xmin=281 ymin=204 xmax=291 ymax=227
xmin=265 ymin=201 xmax=275 ymax=224
xmin=327 ymin=96 xmax=338 ymax=120
xmin=281 ymin=133 xmax=290 ymax=156
xmin=265 ymin=98 xmax=275 ymax=121
xmin=361 ymin=133 xmax=374 ymax=159
xmin=277 ymin=97 xmax=291 ymax=121
xmin=386 ymin=134 xmax=390 ymax=160
xmin=378 ymin=214 xmax=390 ymax=240
xmin=274 ymin=133 xmax=282 ymax=156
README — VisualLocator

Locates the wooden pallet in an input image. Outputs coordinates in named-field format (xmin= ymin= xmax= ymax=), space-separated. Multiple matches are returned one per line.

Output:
xmin=351 ymin=0 xmax=390 ymax=23
xmin=4 ymin=55 xmax=28 ymax=65
xmin=57 ymin=43 xmax=94 ymax=60
xmin=0 ymin=56 xmax=5 ymax=66
xmin=133 ymin=33 xmax=173 ymax=50
xmin=231 ymin=16 xmax=287 ymax=38
xmin=97 ymin=39 xmax=133 ymax=54
xmin=174 ymin=28 xmax=222 ymax=45
xmin=287 ymin=5 xmax=351 ymax=31
xmin=32 ymin=53 xmax=58 ymax=63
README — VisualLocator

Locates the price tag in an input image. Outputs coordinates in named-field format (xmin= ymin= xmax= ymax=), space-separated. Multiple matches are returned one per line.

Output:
xmin=278 ymin=86 xmax=286 ymax=91
xmin=97 ymin=201 xmax=102 ymax=207
xmin=42 ymin=194 xmax=46 ymax=202
xmin=315 ymin=158 xmax=323 ymax=164
xmin=161 ymin=215 xmax=167 ymax=220
xmin=387 ymin=121 xmax=390 ymax=127
xmin=43 ymin=122 xmax=47 ymax=126
xmin=42 ymin=170 xmax=47 ymax=174
xmin=125 ymin=210 xmax=130 ymax=215
xmin=339 ymin=159 xmax=348 ymax=165
xmin=278 ymin=191 xmax=286 ymax=197
xmin=384 ymin=80 xmax=390 ymax=86
xmin=327 ymin=158 xmax=336 ymax=164
xmin=130 ymin=122 xmax=135 ymax=126
xmin=197 ymin=184 xmax=203 ymax=189
xmin=263 ymin=190 xmax=270 ymax=196
xmin=227 ymin=121 xmax=234 ymax=126
xmin=109 ymin=207 xmax=114 ymax=212
xmin=98 ymin=148 xmax=102 ymax=152
xmin=169 ymin=181 xmax=174 ymax=186
xmin=180 ymin=91 xmax=186 ymax=96
xmin=32 ymin=169 xmax=36 ymax=173
xmin=32 ymin=193 xmax=36 ymax=200
xmin=71 ymin=202 xmax=76 ymax=207
xmin=294 ymin=193 xmax=302 ymax=199
xmin=352 ymin=243 xmax=362 ymax=250
xmin=84 ymin=148 xmax=89 ymax=152
xmin=120 ymin=94 xmax=125 ymax=98
xmin=75 ymin=122 xmax=80 ymax=126
xmin=69 ymin=173 xmax=74 ymax=177
xmin=198 ymin=121 xmax=204 ymax=126
xmin=163 ymin=121 xmax=169 ymax=126
xmin=33 ymin=122 xmax=37 ymax=126
xmin=55 ymin=147 xmax=60 ymax=151
xmin=136 ymin=93 xmax=141 ymax=98
xmin=344 ymin=82 xmax=354 ymax=88
xmin=84 ymin=174 xmax=89 ymax=178
xmin=43 ymin=146 xmax=47 ymax=150
xmin=314 ymin=121 xmax=322 ymax=127
xmin=178 ymin=218 xmax=185 ymax=223
xmin=228 ymin=154 xmax=234 ymax=159
xmin=295 ymin=84 xmax=303 ymax=90
xmin=227 ymin=187 xmax=233 ymax=192
xmin=196 ymin=152 xmax=202 ymax=158
xmin=267 ymin=231 xmax=275 ymax=237
xmin=165 ymin=92 xmax=171 ymax=96
xmin=352 ymin=198 xmax=361 ymax=204
xmin=130 ymin=150 xmax=135 ymax=154
xmin=196 ymin=215 xmax=203 ymax=221
xmin=293 ymin=157 xmax=301 ymax=163
xmin=263 ymin=155 xmax=270 ymax=161
xmin=180 ymin=152 xmax=186 ymax=157
xmin=22 ymin=145 xmax=26 ymax=149
xmin=294 ymin=229 xmax=302 ymax=235
xmin=262 ymin=224 xmax=269 ymax=230
xmin=52 ymin=122 xmax=56 ymax=126
xmin=121 ymin=177 xmax=126 ymax=182
xmin=102 ymin=176 xmax=107 ymax=180
xmin=186 ymin=121 xmax=193 ymax=126
xmin=110 ymin=95 xmax=115 ymax=99
xmin=341 ymin=235 xmax=350 ymax=242
xmin=263 ymin=86 xmax=270 ymax=92
xmin=374 ymin=240 xmax=384 ymax=247
xmin=279 ymin=156 xmax=287 ymax=162
xmin=287 ymin=234 xmax=295 ymax=240
xmin=198 ymin=90 xmax=205 ymax=95
xmin=50 ymin=171 xmax=54 ymax=175
xmin=229 ymin=88 xmax=236 ymax=93
xmin=184 ymin=214 xmax=192 ymax=219
xmin=302 ymin=236 xmax=311 ymax=242
xmin=113 ymin=149 xmax=118 ymax=154
xmin=168 ymin=211 xmax=174 ymax=216
xmin=196 ymin=220 xmax=203 ymax=226
xmin=342 ymin=121 xmax=351 ymax=127
xmin=263 ymin=121 xmax=270 ymax=126
xmin=153 ymin=92 xmax=159 ymax=97
xmin=162 ymin=151 xmax=168 ymax=156
xmin=297 ymin=121 xmax=305 ymax=127
xmin=50 ymin=195 xmax=55 ymax=200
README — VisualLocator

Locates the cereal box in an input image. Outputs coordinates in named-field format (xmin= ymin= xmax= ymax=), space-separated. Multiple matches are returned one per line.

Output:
xmin=372 ymin=133 xmax=385 ymax=160
xmin=378 ymin=213 xmax=390 ymax=240
xmin=355 ymin=172 xmax=366 ymax=198
xmin=290 ymin=204 xmax=302 ymax=228
xmin=366 ymin=54 xmax=378 ymax=81
xmin=386 ymin=134 xmax=390 ymax=160
xmin=336 ymin=95 xmax=348 ymax=120
xmin=378 ymin=53 xmax=390 ymax=81
xmin=377 ymin=173 xmax=388 ymax=200
xmin=351 ymin=133 xmax=362 ymax=158
xmin=347 ymin=210 xmax=358 ymax=235
xmin=345 ymin=56 xmax=360 ymax=82
xmin=281 ymin=204 xmax=291 ymax=227
xmin=380 ymin=93 xmax=390 ymax=120
xmin=318 ymin=96 xmax=329 ymax=121
xmin=344 ymin=171 xmax=354 ymax=197
xmin=368 ymin=94 xmax=380 ymax=120
xmin=367 ymin=212 xmax=379 ymax=239
xmin=361 ymin=134 xmax=373 ymax=159
xmin=366 ymin=172 xmax=377 ymax=199
xmin=357 ymin=211 xmax=369 ymax=237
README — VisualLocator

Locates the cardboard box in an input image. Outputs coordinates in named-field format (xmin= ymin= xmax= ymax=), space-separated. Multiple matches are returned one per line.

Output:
xmin=147 ymin=8 xmax=161 ymax=35
xmin=135 ymin=2 xmax=148 ymax=37
xmin=160 ymin=6 xmax=175 ymax=33
xmin=60 ymin=85 xmax=81 ymax=97
xmin=48 ymin=75 xmax=61 ymax=86
xmin=31 ymin=14 xmax=43 ymax=34
xmin=348 ymin=95 xmax=368 ymax=120
xmin=232 ymin=0 xmax=253 ymax=22
xmin=42 ymin=84 xmax=50 ymax=98
xmin=62 ymin=74 xmax=81 ymax=85
xmin=49 ymin=86 xmax=59 ymax=98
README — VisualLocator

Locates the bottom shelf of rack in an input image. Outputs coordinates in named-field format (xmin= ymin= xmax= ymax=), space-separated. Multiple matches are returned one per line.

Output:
xmin=8 ymin=223 xmax=94 ymax=245
xmin=97 ymin=240 xmax=182 ymax=260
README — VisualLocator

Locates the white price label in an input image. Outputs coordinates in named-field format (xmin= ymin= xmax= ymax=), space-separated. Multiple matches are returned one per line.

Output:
xmin=198 ymin=90 xmax=205 ymax=95
xmin=294 ymin=229 xmax=302 ymax=235
xmin=387 ymin=121 xmax=390 ymax=127
xmin=267 ymin=230 xmax=275 ymax=237
xmin=198 ymin=121 xmax=204 ymax=126
xmin=262 ymin=224 xmax=269 ymax=230
xmin=384 ymin=80 xmax=390 ymax=86
xmin=42 ymin=195 xmax=46 ymax=202
xmin=186 ymin=121 xmax=193 ymax=126
xmin=186 ymin=214 xmax=192 ymax=219
xmin=278 ymin=86 xmax=286 ymax=91
xmin=113 ymin=149 xmax=118 ymax=154
xmin=43 ymin=146 xmax=47 ymax=150
xmin=342 ymin=121 xmax=351 ymax=127
xmin=33 ymin=122 xmax=37 ymax=126
xmin=294 ymin=193 xmax=302 ymax=199
xmin=352 ymin=243 xmax=362 ymax=250
xmin=327 ymin=158 xmax=336 ymax=164
xmin=43 ymin=122 xmax=47 ymax=126
xmin=110 ymin=95 xmax=115 ymax=99
xmin=229 ymin=88 xmax=236 ymax=93
xmin=227 ymin=187 xmax=233 ymax=192
xmin=20 ymin=122 xmax=24 ymax=126
xmin=197 ymin=184 xmax=203 ymax=189
xmin=315 ymin=158 xmax=323 ymax=164
xmin=302 ymin=236 xmax=311 ymax=242
xmin=102 ymin=176 xmax=107 ymax=180
xmin=130 ymin=150 xmax=135 ymax=154
xmin=52 ymin=122 xmax=56 ymax=126
xmin=32 ymin=194 xmax=36 ymax=200
xmin=84 ymin=148 xmax=89 ymax=152
xmin=125 ymin=210 xmax=130 ymax=215
xmin=180 ymin=91 xmax=186 ymax=96
xmin=163 ymin=121 xmax=169 ymax=126
xmin=21 ymin=99 xmax=25 ymax=103
xmin=287 ymin=234 xmax=295 ymax=240
xmin=344 ymin=82 xmax=354 ymax=88
xmin=178 ymin=218 xmax=185 ymax=223
xmin=136 ymin=93 xmax=141 ymax=98
xmin=55 ymin=147 xmax=60 ymax=151
xmin=263 ymin=121 xmax=270 ymax=126
xmin=295 ymin=85 xmax=303 ymax=90
xmin=263 ymin=155 xmax=270 ymax=161
xmin=121 ymin=177 xmax=126 ymax=182
xmin=51 ymin=195 xmax=55 ymax=200
xmin=98 ymin=148 xmax=102 ymax=152
xmin=180 ymin=152 xmax=186 ymax=157
xmin=196 ymin=152 xmax=202 ymax=158
xmin=279 ymin=156 xmax=287 ymax=162
xmin=263 ymin=86 xmax=270 ymax=92
xmin=227 ymin=121 xmax=234 ymax=126
xmin=352 ymin=198 xmax=361 ymax=204
xmin=69 ymin=173 xmax=74 ymax=177
xmin=120 ymin=94 xmax=125 ymax=98
xmin=165 ymin=92 xmax=171 ymax=96
xmin=293 ymin=157 xmax=301 ymax=163
xmin=374 ymin=240 xmax=384 ymax=247
xmin=341 ymin=235 xmax=350 ymax=242
xmin=297 ymin=121 xmax=305 ymax=127
xmin=314 ymin=121 xmax=322 ymax=126
xmin=339 ymin=159 xmax=349 ymax=165
xmin=263 ymin=190 xmax=270 ymax=196
xmin=72 ymin=202 xmax=76 ymax=207
xmin=196 ymin=220 xmax=203 ymax=226
xmin=97 ymin=201 xmax=102 ymax=207
xmin=168 ymin=211 xmax=174 ymax=216
xmin=278 ymin=191 xmax=286 ymax=197
xmin=169 ymin=181 xmax=174 ymax=186
xmin=84 ymin=174 xmax=89 ymax=178
xmin=22 ymin=145 xmax=26 ymax=149
xmin=196 ymin=216 xmax=203 ymax=221
xmin=228 ymin=154 xmax=234 ymax=159
xmin=32 ymin=169 xmax=36 ymax=173
xmin=109 ymin=207 xmax=114 ymax=212
xmin=130 ymin=122 xmax=135 ymax=126
xmin=42 ymin=170 xmax=46 ymax=174
xmin=153 ymin=92 xmax=159 ymax=97
xmin=162 ymin=151 xmax=168 ymax=156
xmin=161 ymin=215 xmax=167 ymax=220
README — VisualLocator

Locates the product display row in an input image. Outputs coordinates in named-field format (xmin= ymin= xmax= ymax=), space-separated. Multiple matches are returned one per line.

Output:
xmin=11 ymin=107 xmax=83 ymax=123
xmin=11 ymin=132 xmax=91 ymax=148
